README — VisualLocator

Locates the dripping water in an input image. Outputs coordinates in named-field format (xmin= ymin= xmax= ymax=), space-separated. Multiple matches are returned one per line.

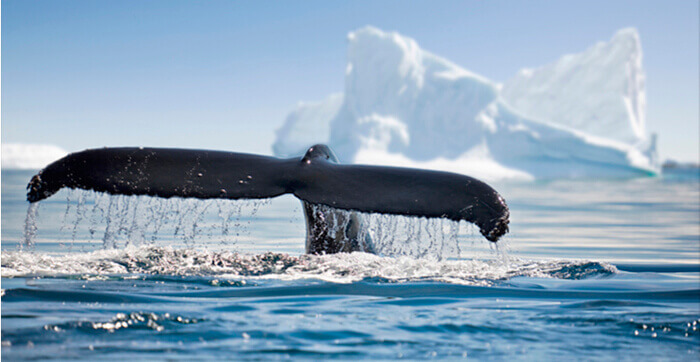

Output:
xmin=26 ymin=190 xmax=497 ymax=259
xmin=307 ymin=204 xmax=482 ymax=260
xmin=22 ymin=203 xmax=40 ymax=249
xmin=33 ymin=190 xmax=273 ymax=250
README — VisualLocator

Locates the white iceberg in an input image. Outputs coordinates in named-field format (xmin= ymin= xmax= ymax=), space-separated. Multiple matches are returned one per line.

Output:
xmin=1 ymin=143 xmax=68 ymax=170
xmin=501 ymin=28 xmax=647 ymax=146
xmin=273 ymin=93 xmax=344 ymax=157
xmin=273 ymin=26 xmax=659 ymax=181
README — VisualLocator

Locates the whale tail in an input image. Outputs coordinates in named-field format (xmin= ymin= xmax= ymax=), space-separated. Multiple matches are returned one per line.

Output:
xmin=27 ymin=144 xmax=509 ymax=249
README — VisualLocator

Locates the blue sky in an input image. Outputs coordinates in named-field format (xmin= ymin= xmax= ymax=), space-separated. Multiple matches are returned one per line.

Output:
xmin=2 ymin=0 xmax=698 ymax=162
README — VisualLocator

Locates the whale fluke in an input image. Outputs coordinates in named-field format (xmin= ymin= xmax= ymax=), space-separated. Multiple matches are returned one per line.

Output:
xmin=26 ymin=147 xmax=294 ymax=202
xmin=27 ymin=144 xmax=509 ymax=251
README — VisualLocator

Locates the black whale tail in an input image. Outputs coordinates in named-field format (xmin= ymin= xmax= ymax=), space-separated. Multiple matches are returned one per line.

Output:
xmin=27 ymin=144 xmax=509 ymax=244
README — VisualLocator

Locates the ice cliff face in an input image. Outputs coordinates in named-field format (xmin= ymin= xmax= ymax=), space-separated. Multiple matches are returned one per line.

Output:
xmin=501 ymin=28 xmax=647 ymax=146
xmin=273 ymin=26 xmax=658 ymax=180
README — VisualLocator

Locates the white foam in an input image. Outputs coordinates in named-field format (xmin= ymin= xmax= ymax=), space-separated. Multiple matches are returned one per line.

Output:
xmin=0 ymin=245 xmax=617 ymax=286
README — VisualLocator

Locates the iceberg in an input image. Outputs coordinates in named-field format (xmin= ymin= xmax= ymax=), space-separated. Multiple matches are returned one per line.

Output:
xmin=273 ymin=26 xmax=659 ymax=180
xmin=273 ymin=93 xmax=344 ymax=157
xmin=1 ymin=143 xmax=68 ymax=170
xmin=501 ymin=28 xmax=647 ymax=146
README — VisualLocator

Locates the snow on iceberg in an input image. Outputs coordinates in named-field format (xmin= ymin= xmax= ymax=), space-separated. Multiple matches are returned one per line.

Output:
xmin=1 ymin=143 xmax=68 ymax=170
xmin=273 ymin=26 xmax=659 ymax=181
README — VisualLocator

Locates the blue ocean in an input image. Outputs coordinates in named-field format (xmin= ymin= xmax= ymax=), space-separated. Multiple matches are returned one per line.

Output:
xmin=2 ymin=169 xmax=699 ymax=360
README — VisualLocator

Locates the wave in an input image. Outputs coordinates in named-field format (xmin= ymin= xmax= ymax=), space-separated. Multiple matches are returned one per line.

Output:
xmin=1 ymin=246 xmax=616 ymax=285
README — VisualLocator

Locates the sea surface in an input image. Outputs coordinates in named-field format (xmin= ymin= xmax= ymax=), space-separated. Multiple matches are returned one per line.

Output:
xmin=2 ymin=169 xmax=699 ymax=360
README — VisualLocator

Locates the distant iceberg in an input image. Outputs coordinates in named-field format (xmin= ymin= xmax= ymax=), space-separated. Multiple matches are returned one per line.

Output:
xmin=1 ymin=143 xmax=68 ymax=170
xmin=273 ymin=93 xmax=344 ymax=158
xmin=273 ymin=26 xmax=659 ymax=181
xmin=501 ymin=28 xmax=647 ymax=146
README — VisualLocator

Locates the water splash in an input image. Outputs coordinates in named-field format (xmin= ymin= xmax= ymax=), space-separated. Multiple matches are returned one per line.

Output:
xmin=0 ymin=245 xmax=616 ymax=284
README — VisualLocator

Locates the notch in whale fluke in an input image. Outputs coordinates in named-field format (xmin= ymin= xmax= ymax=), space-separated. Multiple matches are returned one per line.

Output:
xmin=26 ymin=144 xmax=509 ymax=245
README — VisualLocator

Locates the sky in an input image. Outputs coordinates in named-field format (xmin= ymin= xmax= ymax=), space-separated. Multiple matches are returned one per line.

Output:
xmin=2 ymin=0 xmax=698 ymax=162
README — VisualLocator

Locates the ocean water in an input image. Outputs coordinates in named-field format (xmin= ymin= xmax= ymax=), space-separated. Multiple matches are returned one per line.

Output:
xmin=1 ymin=169 xmax=699 ymax=360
